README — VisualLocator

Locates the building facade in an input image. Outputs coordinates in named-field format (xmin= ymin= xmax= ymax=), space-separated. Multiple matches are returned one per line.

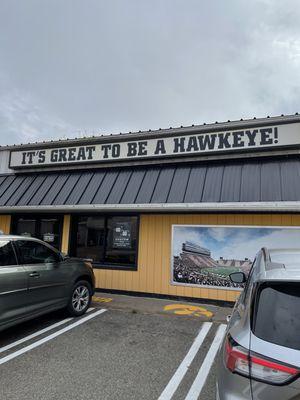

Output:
xmin=1 ymin=114 xmax=300 ymax=303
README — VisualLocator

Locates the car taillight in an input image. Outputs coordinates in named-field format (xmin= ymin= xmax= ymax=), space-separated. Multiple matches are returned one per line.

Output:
xmin=224 ymin=335 xmax=300 ymax=385
xmin=250 ymin=353 xmax=300 ymax=385
xmin=225 ymin=335 xmax=250 ymax=377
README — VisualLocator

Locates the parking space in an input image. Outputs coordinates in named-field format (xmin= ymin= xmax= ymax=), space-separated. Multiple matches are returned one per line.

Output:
xmin=0 ymin=298 xmax=228 ymax=400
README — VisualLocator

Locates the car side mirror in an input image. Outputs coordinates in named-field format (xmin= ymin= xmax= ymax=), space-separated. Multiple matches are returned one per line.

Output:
xmin=229 ymin=272 xmax=247 ymax=284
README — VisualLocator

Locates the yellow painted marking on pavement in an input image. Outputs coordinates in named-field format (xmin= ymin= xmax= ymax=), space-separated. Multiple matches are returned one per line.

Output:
xmin=92 ymin=297 xmax=113 ymax=303
xmin=164 ymin=304 xmax=213 ymax=318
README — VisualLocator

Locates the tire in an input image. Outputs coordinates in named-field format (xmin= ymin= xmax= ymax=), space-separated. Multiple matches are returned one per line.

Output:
xmin=67 ymin=280 xmax=92 ymax=317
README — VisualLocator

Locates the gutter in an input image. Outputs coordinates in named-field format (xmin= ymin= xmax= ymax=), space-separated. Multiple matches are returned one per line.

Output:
xmin=1 ymin=201 xmax=300 ymax=213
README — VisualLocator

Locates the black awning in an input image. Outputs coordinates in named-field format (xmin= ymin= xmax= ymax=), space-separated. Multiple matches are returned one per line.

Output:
xmin=0 ymin=158 xmax=300 ymax=208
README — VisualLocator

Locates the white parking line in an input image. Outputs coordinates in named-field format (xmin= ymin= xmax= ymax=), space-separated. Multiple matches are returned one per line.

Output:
xmin=158 ymin=322 xmax=213 ymax=400
xmin=0 ymin=307 xmax=95 ymax=354
xmin=0 ymin=308 xmax=106 ymax=366
xmin=184 ymin=324 xmax=227 ymax=400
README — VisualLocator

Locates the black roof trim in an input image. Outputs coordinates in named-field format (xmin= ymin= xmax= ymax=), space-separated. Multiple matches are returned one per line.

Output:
xmin=1 ymin=156 xmax=300 ymax=207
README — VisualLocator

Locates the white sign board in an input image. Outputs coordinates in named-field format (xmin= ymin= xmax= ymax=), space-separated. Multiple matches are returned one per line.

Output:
xmin=9 ymin=123 xmax=300 ymax=168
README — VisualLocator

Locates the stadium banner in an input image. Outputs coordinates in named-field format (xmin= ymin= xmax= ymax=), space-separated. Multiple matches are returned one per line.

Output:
xmin=171 ymin=225 xmax=300 ymax=291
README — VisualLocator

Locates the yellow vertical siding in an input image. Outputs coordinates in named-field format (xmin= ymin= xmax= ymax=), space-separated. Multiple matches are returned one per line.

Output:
xmin=92 ymin=213 xmax=300 ymax=302
xmin=61 ymin=215 xmax=71 ymax=254
xmin=0 ymin=215 xmax=11 ymax=234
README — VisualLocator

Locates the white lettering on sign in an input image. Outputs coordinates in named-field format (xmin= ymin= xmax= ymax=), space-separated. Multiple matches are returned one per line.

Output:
xmin=9 ymin=123 xmax=300 ymax=168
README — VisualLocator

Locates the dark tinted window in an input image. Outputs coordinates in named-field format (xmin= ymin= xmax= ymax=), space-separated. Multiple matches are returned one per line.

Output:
xmin=105 ymin=216 xmax=137 ymax=265
xmin=253 ymin=283 xmax=300 ymax=350
xmin=73 ymin=215 xmax=138 ymax=268
xmin=40 ymin=218 xmax=61 ymax=248
xmin=12 ymin=216 xmax=62 ymax=249
xmin=76 ymin=216 xmax=105 ymax=263
xmin=0 ymin=241 xmax=17 ymax=266
xmin=16 ymin=218 xmax=37 ymax=238
xmin=16 ymin=240 xmax=61 ymax=264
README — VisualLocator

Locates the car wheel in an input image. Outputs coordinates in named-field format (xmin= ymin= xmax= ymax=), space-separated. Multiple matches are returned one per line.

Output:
xmin=67 ymin=280 xmax=92 ymax=317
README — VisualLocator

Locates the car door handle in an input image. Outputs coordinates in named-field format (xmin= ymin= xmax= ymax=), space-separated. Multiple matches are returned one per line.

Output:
xmin=29 ymin=272 xmax=40 ymax=278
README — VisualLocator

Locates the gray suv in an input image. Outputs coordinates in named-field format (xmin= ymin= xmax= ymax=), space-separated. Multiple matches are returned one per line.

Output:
xmin=0 ymin=235 xmax=95 ymax=332
xmin=216 ymin=248 xmax=300 ymax=400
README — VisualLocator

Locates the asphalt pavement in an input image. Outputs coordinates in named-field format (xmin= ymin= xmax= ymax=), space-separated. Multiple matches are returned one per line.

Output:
xmin=0 ymin=294 xmax=232 ymax=400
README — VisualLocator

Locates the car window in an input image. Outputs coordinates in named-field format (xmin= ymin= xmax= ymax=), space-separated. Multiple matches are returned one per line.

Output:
xmin=253 ymin=283 xmax=300 ymax=350
xmin=0 ymin=241 xmax=18 ymax=266
xmin=15 ymin=240 xmax=61 ymax=264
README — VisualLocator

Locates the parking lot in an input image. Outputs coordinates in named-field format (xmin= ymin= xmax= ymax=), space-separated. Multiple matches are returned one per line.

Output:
xmin=0 ymin=294 xmax=230 ymax=400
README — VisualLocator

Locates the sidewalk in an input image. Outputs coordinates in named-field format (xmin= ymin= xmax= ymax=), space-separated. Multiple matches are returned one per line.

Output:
xmin=92 ymin=291 xmax=234 ymax=323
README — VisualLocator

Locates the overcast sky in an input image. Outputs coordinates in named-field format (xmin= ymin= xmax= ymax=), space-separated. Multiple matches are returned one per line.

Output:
xmin=0 ymin=0 xmax=299 ymax=145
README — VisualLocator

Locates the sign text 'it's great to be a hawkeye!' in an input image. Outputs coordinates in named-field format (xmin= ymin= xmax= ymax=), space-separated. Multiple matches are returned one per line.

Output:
xmin=9 ymin=124 xmax=300 ymax=168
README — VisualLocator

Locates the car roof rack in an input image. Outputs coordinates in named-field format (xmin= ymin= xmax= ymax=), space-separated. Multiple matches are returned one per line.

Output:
xmin=262 ymin=247 xmax=300 ymax=271
xmin=261 ymin=247 xmax=285 ymax=271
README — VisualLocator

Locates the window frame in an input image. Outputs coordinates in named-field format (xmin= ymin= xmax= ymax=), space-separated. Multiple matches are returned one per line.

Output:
xmin=69 ymin=213 xmax=140 ymax=271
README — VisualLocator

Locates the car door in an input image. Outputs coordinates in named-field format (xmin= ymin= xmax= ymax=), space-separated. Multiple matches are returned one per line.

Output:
xmin=0 ymin=240 xmax=28 ymax=326
xmin=14 ymin=239 xmax=70 ymax=312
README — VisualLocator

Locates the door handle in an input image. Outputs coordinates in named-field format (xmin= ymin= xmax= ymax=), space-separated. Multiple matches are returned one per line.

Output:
xmin=29 ymin=272 xmax=40 ymax=278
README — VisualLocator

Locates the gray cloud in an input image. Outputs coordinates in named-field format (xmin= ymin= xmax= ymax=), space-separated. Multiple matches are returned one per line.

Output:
xmin=0 ymin=0 xmax=299 ymax=145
